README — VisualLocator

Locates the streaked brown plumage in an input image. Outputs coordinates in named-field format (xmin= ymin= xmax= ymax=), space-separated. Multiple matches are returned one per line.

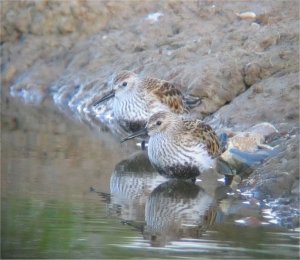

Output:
xmin=144 ymin=77 xmax=189 ymax=114
xmin=121 ymin=111 xmax=221 ymax=180
xmin=94 ymin=71 xmax=199 ymax=132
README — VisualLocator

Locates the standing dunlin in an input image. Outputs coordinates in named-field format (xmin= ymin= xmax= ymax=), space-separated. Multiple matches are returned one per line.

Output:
xmin=121 ymin=111 xmax=223 ymax=181
xmin=94 ymin=71 xmax=199 ymax=132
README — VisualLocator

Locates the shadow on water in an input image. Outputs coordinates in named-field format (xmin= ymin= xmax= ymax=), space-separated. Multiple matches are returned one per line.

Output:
xmin=1 ymin=99 xmax=299 ymax=259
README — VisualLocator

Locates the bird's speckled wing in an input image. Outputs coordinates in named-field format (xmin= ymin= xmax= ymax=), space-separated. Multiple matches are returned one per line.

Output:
xmin=183 ymin=120 xmax=221 ymax=157
xmin=144 ymin=78 xmax=189 ymax=113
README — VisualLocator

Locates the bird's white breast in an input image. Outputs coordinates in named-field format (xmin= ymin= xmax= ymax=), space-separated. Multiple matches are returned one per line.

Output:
xmin=148 ymin=134 xmax=215 ymax=172
xmin=113 ymin=91 xmax=149 ymax=121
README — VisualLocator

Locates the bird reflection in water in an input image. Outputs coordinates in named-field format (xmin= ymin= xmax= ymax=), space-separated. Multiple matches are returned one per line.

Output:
xmin=108 ymin=151 xmax=166 ymax=223
xmin=100 ymin=151 xmax=224 ymax=245
xmin=144 ymin=180 xmax=219 ymax=247
xmin=97 ymin=151 xmax=263 ymax=248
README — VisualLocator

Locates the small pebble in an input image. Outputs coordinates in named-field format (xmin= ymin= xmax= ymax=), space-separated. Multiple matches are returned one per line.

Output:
xmin=236 ymin=11 xmax=257 ymax=20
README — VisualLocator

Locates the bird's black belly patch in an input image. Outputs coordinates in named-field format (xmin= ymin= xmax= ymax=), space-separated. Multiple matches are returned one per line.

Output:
xmin=120 ymin=120 xmax=147 ymax=133
xmin=156 ymin=164 xmax=200 ymax=179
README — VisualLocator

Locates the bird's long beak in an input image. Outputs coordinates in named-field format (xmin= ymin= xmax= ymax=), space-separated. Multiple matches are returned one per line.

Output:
xmin=121 ymin=128 xmax=148 ymax=143
xmin=93 ymin=91 xmax=115 ymax=106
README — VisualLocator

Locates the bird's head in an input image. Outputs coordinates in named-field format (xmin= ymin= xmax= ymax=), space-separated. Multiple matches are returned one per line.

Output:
xmin=94 ymin=70 xmax=139 ymax=106
xmin=112 ymin=70 xmax=139 ymax=93
xmin=146 ymin=111 xmax=177 ymax=136
xmin=121 ymin=111 xmax=179 ymax=142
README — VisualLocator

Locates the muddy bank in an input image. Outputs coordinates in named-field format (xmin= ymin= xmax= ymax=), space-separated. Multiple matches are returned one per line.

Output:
xmin=1 ymin=1 xmax=299 ymax=228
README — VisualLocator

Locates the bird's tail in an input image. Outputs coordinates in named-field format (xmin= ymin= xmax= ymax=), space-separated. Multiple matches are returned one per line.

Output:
xmin=183 ymin=94 xmax=202 ymax=109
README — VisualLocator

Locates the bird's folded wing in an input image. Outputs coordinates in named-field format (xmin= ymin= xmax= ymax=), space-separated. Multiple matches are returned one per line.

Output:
xmin=145 ymin=78 xmax=189 ymax=113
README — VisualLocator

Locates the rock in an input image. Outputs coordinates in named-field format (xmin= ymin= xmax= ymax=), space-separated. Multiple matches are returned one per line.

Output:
xmin=255 ymin=172 xmax=295 ymax=198
xmin=210 ymin=73 xmax=299 ymax=130
xmin=218 ymin=122 xmax=282 ymax=178
xmin=291 ymin=180 xmax=300 ymax=195
xmin=15 ymin=9 xmax=31 ymax=33
xmin=240 ymin=131 xmax=299 ymax=202
xmin=227 ymin=132 xmax=265 ymax=152
xmin=10 ymin=61 xmax=66 ymax=105
xmin=247 ymin=122 xmax=278 ymax=138
xmin=260 ymin=35 xmax=278 ymax=50
xmin=57 ymin=17 xmax=75 ymax=33
xmin=243 ymin=63 xmax=262 ymax=87
xmin=1 ymin=1 xmax=298 ymax=99
xmin=2 ymin=65 xmax=16 ymax=85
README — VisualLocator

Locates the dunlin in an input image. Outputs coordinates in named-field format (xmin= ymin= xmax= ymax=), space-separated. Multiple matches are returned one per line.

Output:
xmin=121 ymin=111 xmax=222 ymax=181
xmin=94 ymin=71 xmax=200 ymax=132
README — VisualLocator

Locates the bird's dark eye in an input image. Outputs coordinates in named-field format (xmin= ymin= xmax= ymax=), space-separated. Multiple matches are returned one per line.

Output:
xmin=122 ymin=82 xmax=127 ymax=87
xmin=156 ymin=121 xmax=162 ymax=126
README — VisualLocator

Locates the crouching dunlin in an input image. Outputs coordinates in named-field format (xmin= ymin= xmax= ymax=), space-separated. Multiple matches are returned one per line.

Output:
xmin=94 ymin=71 xmax=200 ymax=132
xmin=121 ymin=111 xmax=223 ymax=181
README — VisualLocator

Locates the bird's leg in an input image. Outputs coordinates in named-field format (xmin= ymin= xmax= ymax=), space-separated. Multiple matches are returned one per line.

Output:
xmin=141 ymin=140 xmax=147 ymax=150
xmin=224 ymin=175 xmax=234 ymax=186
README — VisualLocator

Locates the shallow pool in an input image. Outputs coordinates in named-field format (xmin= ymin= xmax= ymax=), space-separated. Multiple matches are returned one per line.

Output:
xmin=1 ymin=99 xmax=299 ymax=259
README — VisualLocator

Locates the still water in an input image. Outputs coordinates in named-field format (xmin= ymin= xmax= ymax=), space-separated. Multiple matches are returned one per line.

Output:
xmin=1 ymin=100 xmax=299 ymax=259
